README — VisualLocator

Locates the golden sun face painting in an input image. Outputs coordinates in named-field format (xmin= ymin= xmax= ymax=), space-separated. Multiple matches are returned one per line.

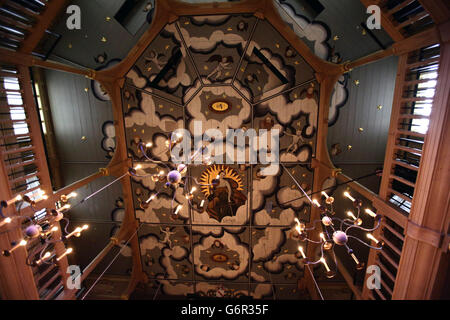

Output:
xmin=200 ymin=165 xmax=246 ymax=222
xmin=199 ymin=165 xmax=243 ymax=197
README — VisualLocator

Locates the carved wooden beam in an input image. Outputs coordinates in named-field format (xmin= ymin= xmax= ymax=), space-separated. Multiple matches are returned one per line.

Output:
xmin=343 ymin=26 xmax=441 ymax=71
xmin=0 ymin=48 xmax=113 ymax=82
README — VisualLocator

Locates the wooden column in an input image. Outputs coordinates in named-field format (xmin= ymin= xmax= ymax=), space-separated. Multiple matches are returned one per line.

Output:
xmin=298 ymin=73 xmax=341 ymax=299
xmin=392 ymin=42 xmax=450 ymax=300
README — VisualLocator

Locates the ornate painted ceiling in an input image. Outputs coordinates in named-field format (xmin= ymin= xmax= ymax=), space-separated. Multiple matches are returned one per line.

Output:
xmin=119 ymin=13 xmax=321 ymax=299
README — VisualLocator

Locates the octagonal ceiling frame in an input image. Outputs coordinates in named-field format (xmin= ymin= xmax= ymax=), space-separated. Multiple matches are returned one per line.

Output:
xmin=104 ymin=0 xmax=343 ymax=299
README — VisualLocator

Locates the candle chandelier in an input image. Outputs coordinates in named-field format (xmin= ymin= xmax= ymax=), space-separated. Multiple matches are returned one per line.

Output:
xmin=131 ymin=134 xmax=384 ymax=279
xmin=128 ymin=133 xmax=216 ymax=217
xmin=0 ymin=189 xmax=87 ymax=266
xmin=281 ymin=164 xmax=383 ymax=278
xmin=0 ymin=132 xmax=192 ymax=268
xmin=1 ymin=129 xmax=384 ymax=284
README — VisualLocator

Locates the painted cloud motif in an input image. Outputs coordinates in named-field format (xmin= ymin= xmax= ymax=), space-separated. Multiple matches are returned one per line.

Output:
xmin=193 ymin=232 xmax=249 ymax=280
xmin=124 ymin=91 xmax=184 ymax=131
xmin=276 ymin=2 xmax=329 ymax=60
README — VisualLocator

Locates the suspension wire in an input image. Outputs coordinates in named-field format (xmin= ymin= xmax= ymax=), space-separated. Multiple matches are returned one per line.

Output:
xmin=277 ymin=169 xmax=380 ymax=207
xmin=305 ymin=264 xmax=325 ymax=300
xmin=81 ymin=223 xmax=143 ymax=300
xmin=80 ymin=172 xmax=129 ymax=205
xmin=281 ymin=164 xmax=313 ymax=203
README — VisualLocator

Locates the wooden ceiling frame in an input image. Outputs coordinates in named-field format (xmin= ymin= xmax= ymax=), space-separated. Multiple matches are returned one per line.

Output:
xmin=89 ymin=0 xmax=344 ymax=300
xmin=97 ymin=0 xmax=342 ymax=81
xmin=1 ymin=0 xmax=447 ymax=300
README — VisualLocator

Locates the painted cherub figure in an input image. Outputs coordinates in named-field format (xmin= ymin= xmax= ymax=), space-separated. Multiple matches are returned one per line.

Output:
xmin=285 ymin=129 xmax=305 ymax=153
xmin=206 ymin=55 xmax=234 ymax=81
xmin=144 ymin=50 xmax=166 ymax=70
xmin=159 ymin=226 xmax=176 ymax=248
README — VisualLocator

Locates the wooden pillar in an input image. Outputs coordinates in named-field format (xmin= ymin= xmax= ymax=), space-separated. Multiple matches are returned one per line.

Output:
xmin=298 ymin=73 xmax=341 ymax=299
xmin=392 ymin=42 xmax=450 ymax=300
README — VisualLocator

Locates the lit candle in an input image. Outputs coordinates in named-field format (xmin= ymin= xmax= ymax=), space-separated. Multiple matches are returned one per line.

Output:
xmin=365 ymin=208 xmax=377 ymax=218
xmin=367 ymin=233 xmax=379 ymax=244
xmin=0 ymin=217 xmax=12 ymax=227
xmin=66 ymin=225 xmax=88 ymax=239
xmin=34 ymin=189 xmax=48 ymax=203
xmin=320 ymin=233 xmax=327 ymax=242
xmin=67 ymin=192 xmax=77 ymax=199
xmin=175 ymin=205 xmax=182 ymax=215
xmin=343 ymin=191 xmax=355 ymax=202
xmin=312 ymin=199 xmax=321 ymax=207
xmin=190 ymin=187 xmax=197 ymax=194
xmin=36 ymin=252 xmax=51 ymax=265
xmin=6 ymin=195 xmax=22 ymax=206
xmin=44 ymin=226 xmax=59 ymax=236
xmin=146 ymin=194 xmax=156 ymax=204
xmin=37 ymin=194 xmax=49 ymax=202
xmin=298 ymin=246 xmax=306 ymax=259
xmin=350 ymin=253 xmax=360 ymax=265
xmin=321 ymin=191 xmax=329 ymax=199
xmin=134 ymin=164 xmax=142 ymax=170
xmin=56 ymin=248 xmax=73 ymax=261
xmin=347 ymin=211 xmax=357 ymax=220
xmin=200 ymin=200 xmax=205 ymax=208
xmin=56 ymin=204 xmax=71 ymax=214
xmin=294 ymin=218 xmax=304 ymax=233
xmin=320 ymin=257 xmax=331 ymax=272
xmin=9 ymin=239 xmax=27 ymax=253
xmin=146 ymin=142 xmax=153 ymax=148
xmin=159 ymin=170 xmax=165 ymax=176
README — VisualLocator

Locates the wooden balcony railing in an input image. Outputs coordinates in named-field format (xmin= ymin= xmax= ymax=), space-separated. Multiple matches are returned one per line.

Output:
xmin=361 ymin=40 xmax=448 ymax=300
xmin=361 ymin=0 xmax=436 ymax=41
xmin=0 ymin=0 xmax=66 ymax=55
xmin=0 ymin=63 xmax=70 ymax=300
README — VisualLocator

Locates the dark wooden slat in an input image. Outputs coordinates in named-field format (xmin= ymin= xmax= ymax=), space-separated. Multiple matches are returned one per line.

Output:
xmin=381 ymin=220 xmax=405 ymax=241
xmin=396 ymin=12 xmax=430 ymax=29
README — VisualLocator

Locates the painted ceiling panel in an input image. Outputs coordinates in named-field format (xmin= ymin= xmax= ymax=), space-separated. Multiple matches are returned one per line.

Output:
xmin=237 ymin=19 xmax=316 ymax=102
xmin=126 ymin=23 xmax=199 ymax=104
xmin=252 ymin=164 xmax=313 ymax=225
xmin=178 ymin=15 xmax=258 ymax=84
xmin=120 ymin=13 xmax=322 ymax=299
xmin=123 ymin=87 xmax=185 ymax=161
